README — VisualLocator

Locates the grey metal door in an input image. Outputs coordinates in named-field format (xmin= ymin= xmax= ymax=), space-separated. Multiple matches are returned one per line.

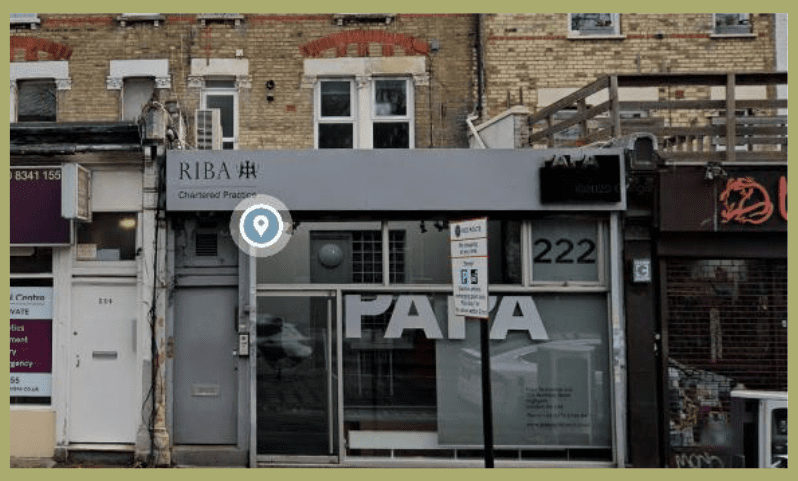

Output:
xmin=174 ymin=286 xmax=238 ymax=444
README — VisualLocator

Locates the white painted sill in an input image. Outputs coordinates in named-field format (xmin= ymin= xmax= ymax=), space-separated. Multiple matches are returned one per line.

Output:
xmin=710 ymin=33 xmax=757 ymax=39
xmin=568 ymin=34 xmax=626 ymax=40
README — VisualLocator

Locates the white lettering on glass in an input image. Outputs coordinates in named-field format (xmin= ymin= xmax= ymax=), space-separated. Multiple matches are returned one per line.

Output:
xmin=345 ymin=295 xmax=549 ymax=341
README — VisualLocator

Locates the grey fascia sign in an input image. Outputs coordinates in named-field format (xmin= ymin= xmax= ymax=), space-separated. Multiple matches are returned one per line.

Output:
xmin=165 ymin=148 xmax=627 ymax=213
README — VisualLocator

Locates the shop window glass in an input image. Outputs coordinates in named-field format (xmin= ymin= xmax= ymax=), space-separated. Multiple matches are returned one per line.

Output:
xmin=256 ymin=220 xmax=522 ymax=286
xmin=386 ymin=220 xmax=521 ymax=285
xmin=257 ymin=221 xmax=383 ymax=284
xmin=17 ymin=79 xmax=56 ymax=122
xmin=342 ymin=292 xmax=613 ymax=456
xmin=10 ymin=247 xmax=52 ymax=274
xmin=531 ymin=217 xmax=606 ymax=283
xmin=76 ymin=212 xmax=137 ymax=261
xmin=10 ymin=278 xmax=53 ymax=405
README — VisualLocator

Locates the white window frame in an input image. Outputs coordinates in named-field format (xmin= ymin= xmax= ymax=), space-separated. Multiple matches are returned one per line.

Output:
xmin=371 ymin=77 xmax=414 ymax=149
xmin=316 ymin=79 xmax=357 ymax=148
xmin=201 ymin=78 xmax=239 ymax=150
xmin=712 ymin=13 xmax=753 ymax=36
xmin=305 ymin=57 xmax=426 ymax=150
xmin=568 ymin=13 xmax=621 ymax=38
xmin=314 ymin=77 xmax=414 ymax=149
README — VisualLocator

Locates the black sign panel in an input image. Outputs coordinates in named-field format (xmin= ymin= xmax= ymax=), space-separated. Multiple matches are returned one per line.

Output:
xmin=539 ymin=154 xmax=622 ymax=203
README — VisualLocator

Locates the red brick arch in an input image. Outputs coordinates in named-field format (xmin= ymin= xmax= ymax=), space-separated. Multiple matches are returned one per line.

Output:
xmin=299 ymin=30 xmax=430 ymax=57
xmin=10 ymin=36 xmax=73 ymax=61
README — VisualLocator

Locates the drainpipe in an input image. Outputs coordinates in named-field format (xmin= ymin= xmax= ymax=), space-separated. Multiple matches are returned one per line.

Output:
xmin=468 ymin=13 xmax=487 ymax=148
xmin=475 ymin=13 xmax=485 ymax=120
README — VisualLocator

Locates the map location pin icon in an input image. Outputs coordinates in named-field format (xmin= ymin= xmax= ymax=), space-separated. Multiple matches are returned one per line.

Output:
xmin=254 ymin=215 xmax=269 ymax=237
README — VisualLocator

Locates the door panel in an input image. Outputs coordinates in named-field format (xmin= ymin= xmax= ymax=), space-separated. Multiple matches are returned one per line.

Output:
xmin=256 ymin=295 xmax=337 ymax=456
xmin=174 ymin=287 xmax=238 ymax=444
xmin=70 ymin=282 xmax=138 ymax=443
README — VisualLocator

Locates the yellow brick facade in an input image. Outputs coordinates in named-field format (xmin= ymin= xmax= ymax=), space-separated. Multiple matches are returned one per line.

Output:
xmin=11 ymin=14 xmax=478 ymax=149
xmin=482 ymin=13 xmax=777 ymax=121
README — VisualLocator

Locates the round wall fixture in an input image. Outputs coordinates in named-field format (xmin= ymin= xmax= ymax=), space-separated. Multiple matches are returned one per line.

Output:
xmin=318 ymin=243 xmax=343 ymax=268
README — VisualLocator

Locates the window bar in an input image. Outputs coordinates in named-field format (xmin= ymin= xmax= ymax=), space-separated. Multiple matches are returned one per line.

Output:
xmin=522 ymin=221 xmax=532 ymax=286
xmin=382 ymin=221 xmax=390 ymax=286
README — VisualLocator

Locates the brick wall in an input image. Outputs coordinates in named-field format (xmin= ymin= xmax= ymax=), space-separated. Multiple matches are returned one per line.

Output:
xmin=11 ymin=13 xmax=477 ymax=149
xmin=482 ymin=13 xmax=777 ymax=120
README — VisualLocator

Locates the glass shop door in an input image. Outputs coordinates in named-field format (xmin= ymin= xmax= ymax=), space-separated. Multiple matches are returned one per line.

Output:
xmin=255 ymin=291 xmax=339 ymax=462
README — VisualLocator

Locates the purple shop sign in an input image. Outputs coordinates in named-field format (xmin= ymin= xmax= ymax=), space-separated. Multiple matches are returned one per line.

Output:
xmin=11 ymin=167 xmax=72 ymax=245
xmin=10 ymin=320 xmax=53 ymax=373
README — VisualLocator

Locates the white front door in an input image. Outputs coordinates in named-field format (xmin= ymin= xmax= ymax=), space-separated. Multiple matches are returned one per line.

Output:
xmin=69 ymin=282 xmax=139 ymax=443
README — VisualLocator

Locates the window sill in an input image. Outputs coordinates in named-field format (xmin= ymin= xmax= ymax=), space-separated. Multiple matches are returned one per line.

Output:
xmin=11 ymin=404 xmax=53 ymax=411
xmin=568 ymin=34 xmax=626 ymax=40
xmin=710 ymin=33 xmax=756 ymax=39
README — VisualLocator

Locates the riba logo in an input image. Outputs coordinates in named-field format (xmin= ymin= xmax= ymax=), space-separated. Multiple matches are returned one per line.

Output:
xmin=230 ymin=194 xmax=293 ymax=257
xmin=345 ymin=295 xmax=550 ymax=341
xmin=178 ymin=160 xmax=258 ymax=180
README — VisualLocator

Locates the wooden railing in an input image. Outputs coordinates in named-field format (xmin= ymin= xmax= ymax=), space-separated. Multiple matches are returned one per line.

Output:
xmin=527 ymin=72 xmax=787 ymax=163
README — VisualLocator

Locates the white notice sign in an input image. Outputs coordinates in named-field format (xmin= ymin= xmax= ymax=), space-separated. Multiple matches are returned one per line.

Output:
xmin=450 ymin=218 xmax=489 ymax=318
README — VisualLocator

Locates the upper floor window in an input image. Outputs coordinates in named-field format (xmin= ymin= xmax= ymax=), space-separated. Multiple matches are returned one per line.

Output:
xmin=17 ymin=79 xmax=56 ymax=122
xmin=316 ymin=77 xmax=413 ymax=149
xmin=202 ymin=79 xmax=238 ymax=150
xmin=713 ymin=13 xmax=752 ymax=35
xmin=122 ymin=77 xmax=155 ymax=121
xmin=569 ymin=13 xmax=620 ymax=37
xmin=117 ymin=13 xmax=164 ymax=27
xmin=11 ymin=61 xmax=70 ymax=123
xmin=10 ymin=13 xmax=40 ymax=29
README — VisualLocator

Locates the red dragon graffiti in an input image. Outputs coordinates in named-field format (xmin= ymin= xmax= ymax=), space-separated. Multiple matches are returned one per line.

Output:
xmin=719 ymin=177 xmax=774 ymax=225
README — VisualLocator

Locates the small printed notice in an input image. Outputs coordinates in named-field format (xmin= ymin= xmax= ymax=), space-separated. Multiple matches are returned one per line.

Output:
xmin=10 ymin=287 xmax=53 ymax=397
xmin=450 ymin=218 xmax=489 ymax=318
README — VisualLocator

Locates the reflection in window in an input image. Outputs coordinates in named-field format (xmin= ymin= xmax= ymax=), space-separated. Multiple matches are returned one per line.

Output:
xmin=17 ymin=79 xmax=56 ymax=122
xmin=714 ymin=13 xmax=751 ymax=35
xmin=373 ymin=79 xmax=410 ymax=149
xmin=374 ymin=80 xmax=406 ymax=116
xmin=569 ymin=13 xmax=619 ymax=36
xmin=321 ymin=81 xmax=352 ymax=117
xmin=76 ymin=212 xmax=137 ymax=261
xmin=318 ymin=80 xmax=354 ymax=149
xmin=10 ymin=247 xmax=52 ymax=274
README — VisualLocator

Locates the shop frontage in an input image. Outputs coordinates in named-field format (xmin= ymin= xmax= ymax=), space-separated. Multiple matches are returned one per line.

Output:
xmin=165 ymin=148 xmax=629 ymax=467
xmin=658 ymin=166 xmax=788 ymax=468
xmin=10 ymin=122 xmax=158 ymax=463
